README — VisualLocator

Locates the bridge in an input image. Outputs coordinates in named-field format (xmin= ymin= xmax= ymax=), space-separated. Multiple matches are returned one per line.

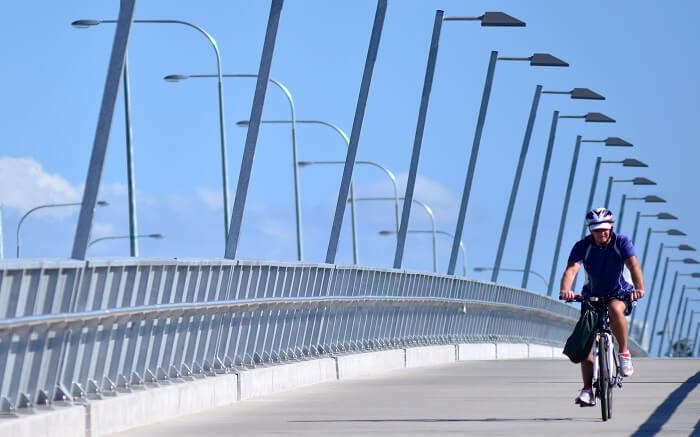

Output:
xmin=2 ymin=1 xmax=699 ymax=436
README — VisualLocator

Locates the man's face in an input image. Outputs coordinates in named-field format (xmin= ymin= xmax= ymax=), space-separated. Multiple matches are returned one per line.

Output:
xmin=591 ymin=227 xmax=612 ymax=245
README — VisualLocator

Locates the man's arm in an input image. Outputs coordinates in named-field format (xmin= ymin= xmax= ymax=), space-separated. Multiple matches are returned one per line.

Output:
xmin=559 ymin=261 xmax=580 ymax=300
xmin=624 ymin=256 xmax=645 ymax=300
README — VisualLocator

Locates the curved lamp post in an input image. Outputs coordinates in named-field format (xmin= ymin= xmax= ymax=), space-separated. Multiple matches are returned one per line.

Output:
xmin=300 ymin=160 xmax=399 ymax=233
xmin=394 ymin=10 xmax=525 ymax=274
xmin=73 ymin=19 xmax=230 ymax=245
xmin=546 ymin=136 xmax=634 ymax=296
xmin=380 ymin=229 xmax=467 ymax=276
xmin=515 ymin=106 xmax=611 ymax=288
xmin=17 ymin=201 xmax=109 ymax=258
xmin=355 ymin=197 xmax=437 ymax=272
xmin=168 ymin=74 xmax=303 ymax=261
xmin=475 ymin=266 xmax=548 ymax=289
xmin=237 ymin=118 xmax=359 ymax=263
xmin=88 ymin=233 xmax=164 ymax=249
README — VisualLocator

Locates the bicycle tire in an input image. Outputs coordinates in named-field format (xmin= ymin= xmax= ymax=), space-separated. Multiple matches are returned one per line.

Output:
xmin=598 ymin=337 xmax=609 ymax=421
xmin=608 ymin=341 xmax=616 ymax=419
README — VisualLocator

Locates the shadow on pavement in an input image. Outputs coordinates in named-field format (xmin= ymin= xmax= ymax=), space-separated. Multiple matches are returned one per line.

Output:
xmin=290 ymin=418 xmax=591 ymax=424
xmin=631 ymin=371 xmax=699 ymax=437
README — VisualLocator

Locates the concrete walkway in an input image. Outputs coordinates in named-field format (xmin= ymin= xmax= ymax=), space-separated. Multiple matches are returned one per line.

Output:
xmin=117 ymin=359 xmax=699 ymax=436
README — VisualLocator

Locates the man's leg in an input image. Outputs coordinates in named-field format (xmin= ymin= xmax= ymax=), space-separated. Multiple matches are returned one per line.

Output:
xmin=581 ymin=346 xmax=594 ymax=387
xmin=608 ymin=300 xmax=628 ymax=352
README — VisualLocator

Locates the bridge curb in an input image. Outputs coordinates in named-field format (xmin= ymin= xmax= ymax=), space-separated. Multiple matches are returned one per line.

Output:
xmin=0 ymin=342 xmax=565 ymax=436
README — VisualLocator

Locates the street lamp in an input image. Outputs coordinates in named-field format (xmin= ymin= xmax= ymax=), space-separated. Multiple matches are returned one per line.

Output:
xmin=641 ymin=229 xmax=686 ymax=270
xmin=379 ymin=229 xmax=467 ymax=276
xmin=631 ymin=236 xmax=688 ymax=336
xmin=88 ymin=233 xmax=164 ymax=250
xmin=73 ymin=19 xmax=231 ymax=245
xmin=618 ymin=195 xmax=665 ymax=232
xmin=546 ymin=135 xmax=634 ymax=296
xmin=646 ymin=256 xmax=698 ymax=352
xmin=668 ymin=286 xmax=700 ymax=355
xmin=475 ymin=266 xmax=549 ymax=289
xmin=355 ymin=197 xmax=437 ymax=272
xmin=657 ymin=266 xmax=700 ymax=356
xmin=17 ymin=201 xmax=109 ymax=257
xmin=684 ymin=311 xmax=700 ymax=347
xmin=237 ymin=119 xmax=359 ymax=263
xmin=578 ymin=157 xmax=648 ymax=242
xmin=396 ymin=10 xmax=525 ymax=274
xmin=630 ymin=210 xmax=675 ymax=244
xmin=300 ymin=159 xmax=399 ymax=237
xmin=515 ymin=106 xmax=613 ymax=288
xmin=166 ymin=74 xmax=303 ymax=262
xmin=603 ymin=176 xmax=656 ymax=209
xmin=571 ymin=157 xmax=649 ymax=289
xmin=448 ymin=51 xmax=569 ymax=277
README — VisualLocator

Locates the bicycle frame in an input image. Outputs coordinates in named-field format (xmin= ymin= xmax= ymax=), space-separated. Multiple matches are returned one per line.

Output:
xmin=591 ymin=300 xmax=623 ymax=396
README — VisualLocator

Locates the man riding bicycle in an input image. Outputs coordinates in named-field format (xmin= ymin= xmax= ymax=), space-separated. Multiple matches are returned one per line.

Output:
xmin=559 ymin=208 xmax=645 ymax=407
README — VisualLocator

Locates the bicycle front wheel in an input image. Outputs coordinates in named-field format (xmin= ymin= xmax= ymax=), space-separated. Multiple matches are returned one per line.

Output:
xmin=598 ymin=337 xmax=610 ymax=422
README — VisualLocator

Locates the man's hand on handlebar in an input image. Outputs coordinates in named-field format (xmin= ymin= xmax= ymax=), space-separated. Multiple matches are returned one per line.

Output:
xmin=559 ymin=289 xmax=576 ymax=302
xmin=631 ymin=289 xmax=645 ymax=301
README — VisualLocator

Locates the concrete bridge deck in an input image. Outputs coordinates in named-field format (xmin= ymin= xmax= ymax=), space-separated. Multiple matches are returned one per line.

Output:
xmin=117 ymin=359 xmax=699 ymax=436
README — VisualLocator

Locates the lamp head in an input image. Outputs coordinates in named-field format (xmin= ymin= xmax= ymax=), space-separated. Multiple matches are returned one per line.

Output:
xmin=236 ymin=120 xmax=250 ymax=127
xmin=622 ymin=159 xmax=648 ymax=167
xmin=585 ymin=112 xmax=616 ymax=123
xmin=632 ymin=177 xmax=656 ymax=185
xmin=529 ymin=53 xmax=569 ymax=67
xmin=297 ymin=161 xmax=312 ymax=167
xmin=149 ymin=233 xmax=165 ymax=239
xmin=473 ymin=267 xmax=486 ymax=272
xmin=643 ymin=195 xmax=665 ymax=203
xmin=657 ymin=212 xmax=677 ymax=220
xmin=71 ymin=19 xmax=101 ymax=28
xmin=96 ymin=200 xmax=109 ymax=207
xmin=480 ymin=12 xmax=526 ymax=27
xmin=378 ymin=230 xmax=393 ymax=236
xmin=605 ymin=137 xmax=633 ymax=147
xmin=668 ymin=229 xmax=686 ymax=236
xmin=570 ymin=88 xmax=605 ymax=100
xmin=682 ymin=258 xmax=700 ymax=264
xmin=164 ymin=74 xmax=190 ymax=82
xmin=691 ymin=273 xmax=700 ymax=278
xmin=679 ymin=245 xmax=696 ymax=251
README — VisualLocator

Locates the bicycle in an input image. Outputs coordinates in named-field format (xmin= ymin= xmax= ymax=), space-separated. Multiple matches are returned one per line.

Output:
xmin=564 ymin=294 xmax=627 ymax=421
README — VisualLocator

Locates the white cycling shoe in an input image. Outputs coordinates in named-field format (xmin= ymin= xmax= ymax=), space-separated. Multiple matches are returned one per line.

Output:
xmin=619 ymin=352 xmax=634 ymax=377
xmin=575 ymin=388 xmax=595 ymax=407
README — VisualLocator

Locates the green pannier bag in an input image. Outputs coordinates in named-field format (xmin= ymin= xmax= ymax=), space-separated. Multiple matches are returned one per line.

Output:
xmin=563 ymin=300 xmax=599 ymax=363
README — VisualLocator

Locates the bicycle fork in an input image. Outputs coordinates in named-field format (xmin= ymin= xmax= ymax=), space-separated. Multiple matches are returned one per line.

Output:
xmin=592 ymin=333 xmax=617 ymax=391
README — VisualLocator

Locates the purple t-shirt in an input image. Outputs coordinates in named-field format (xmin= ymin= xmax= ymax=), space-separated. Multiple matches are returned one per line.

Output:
xmin=567 ymin=232 xmax=636 ymax=297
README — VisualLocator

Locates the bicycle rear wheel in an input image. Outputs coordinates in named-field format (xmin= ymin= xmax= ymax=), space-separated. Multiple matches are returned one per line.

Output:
xmin=598 ymin=338 xmax=609 ymax=421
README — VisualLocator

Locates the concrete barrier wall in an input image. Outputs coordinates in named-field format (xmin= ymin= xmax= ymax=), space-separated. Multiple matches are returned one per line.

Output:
xmin=335 ymin=349 xmax=405 ymax=379
xmin=405 ymin=345 xmax=456 ymax=368
xmin=0 ymin=342 xmax=567 ymax=437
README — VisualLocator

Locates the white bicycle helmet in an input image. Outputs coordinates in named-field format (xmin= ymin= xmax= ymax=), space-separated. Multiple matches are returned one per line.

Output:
xmin=586 ymin=207 xmax=615 ymax=231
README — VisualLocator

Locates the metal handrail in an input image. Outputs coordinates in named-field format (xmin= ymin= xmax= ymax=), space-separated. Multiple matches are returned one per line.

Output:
xmin=0 ymin=296 xmax=576 ymax=331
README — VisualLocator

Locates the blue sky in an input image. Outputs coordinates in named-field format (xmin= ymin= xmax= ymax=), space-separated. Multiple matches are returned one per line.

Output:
xmin=1 ymin=1 xmax=699 ymax=326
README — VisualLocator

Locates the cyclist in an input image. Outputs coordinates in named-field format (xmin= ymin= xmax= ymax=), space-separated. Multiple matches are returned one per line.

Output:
xmin=559 ymin=207 xmax=645 ymax=407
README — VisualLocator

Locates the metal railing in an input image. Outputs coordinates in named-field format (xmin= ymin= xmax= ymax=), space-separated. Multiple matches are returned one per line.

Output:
xmin=0 ymin=259 xmax=644 ymax=413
